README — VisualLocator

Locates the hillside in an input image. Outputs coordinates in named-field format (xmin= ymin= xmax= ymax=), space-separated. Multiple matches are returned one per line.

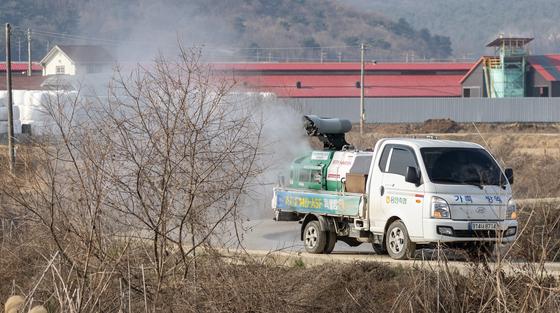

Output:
xmin=0 ymin=0 xmax=453 ymax=62
xmin=344 ymin=0 xmax=560 ymax=57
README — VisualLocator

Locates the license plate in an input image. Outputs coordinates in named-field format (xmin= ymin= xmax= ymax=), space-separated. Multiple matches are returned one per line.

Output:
xmin=471 ymin=222 xmax=497 ymax=230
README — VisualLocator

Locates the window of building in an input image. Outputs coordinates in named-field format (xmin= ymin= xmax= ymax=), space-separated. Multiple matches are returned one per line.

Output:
xmin=55 ymin=65 xmax=65 ymax=74
xmin=463 ymin=88 xmax=471 ymax=97
xmin=533 ymin=86 xmax=550 ymax=97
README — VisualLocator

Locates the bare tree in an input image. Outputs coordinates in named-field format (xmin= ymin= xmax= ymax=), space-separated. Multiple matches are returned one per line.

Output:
xmin=2 ymin=46 xmax=263 ymax=312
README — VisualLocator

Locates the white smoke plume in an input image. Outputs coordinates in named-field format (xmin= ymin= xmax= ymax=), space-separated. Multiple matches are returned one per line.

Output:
xmin=229 ymin=92 xmax=312 ymax=220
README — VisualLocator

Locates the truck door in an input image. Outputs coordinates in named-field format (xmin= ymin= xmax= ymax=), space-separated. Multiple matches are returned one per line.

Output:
xmin=379 ymin=145 xmax=425 ymax=238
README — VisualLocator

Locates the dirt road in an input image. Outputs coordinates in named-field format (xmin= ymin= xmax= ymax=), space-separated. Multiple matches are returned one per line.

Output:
xmin=239 ymin=219 xmax=560 ymax=276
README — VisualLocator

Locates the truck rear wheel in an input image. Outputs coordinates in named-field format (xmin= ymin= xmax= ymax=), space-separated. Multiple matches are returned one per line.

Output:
xmin=324 ymin=232 xmax=337 ymax=254
xmin=386 ymin=220 xmax=416 ymax=260
xmin=303 ymin=221 xmax=327 ymax=253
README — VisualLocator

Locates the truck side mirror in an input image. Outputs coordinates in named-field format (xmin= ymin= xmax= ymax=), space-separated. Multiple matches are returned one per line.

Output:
xmin=504 ymin=168 xmax=514 ymax=185
xmin=405 ymin=166 xmax=420 ymax=185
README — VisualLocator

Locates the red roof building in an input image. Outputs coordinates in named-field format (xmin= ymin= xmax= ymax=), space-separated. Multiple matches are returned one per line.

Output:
xmin=527 ymin=55 xmax=560 ymax=82
xmin=0 ymin=62 xmax=44 ymax=90
xmin=214 ymin=62 xmax=473 ymax=98
xmin=216 ymin=55 xmax=560 ymax=98
xmin=0 ymin=75 xmax=47 ymax=91
xmin=0 ymin=62 xmax=43 ymax=75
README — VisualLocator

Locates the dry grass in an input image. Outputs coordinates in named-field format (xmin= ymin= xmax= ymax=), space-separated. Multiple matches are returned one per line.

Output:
xmin=511 ymin=202 xmax=560 ymax=262
xmin=1 ymin=120 xmax=560 ymax=312
xmin=1 ymin=236 xmax=557 ymax=313
xmin=0 ymin=149 xmax=558 ymax=312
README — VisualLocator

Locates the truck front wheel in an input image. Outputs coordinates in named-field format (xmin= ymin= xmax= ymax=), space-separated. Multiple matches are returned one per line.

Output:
xmin=386 ymin=220 xmax=416 ymax=260
xmin=303 ymin=221 xmax=327 ymax=253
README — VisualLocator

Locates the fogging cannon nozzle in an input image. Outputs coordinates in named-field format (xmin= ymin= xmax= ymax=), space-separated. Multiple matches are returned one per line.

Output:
xmin=303 ymin=115 xmax=352 ymax=150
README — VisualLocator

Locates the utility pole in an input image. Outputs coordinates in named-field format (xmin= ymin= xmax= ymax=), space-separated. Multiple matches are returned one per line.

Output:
xmin=360 ymin=43 xmax=366 ymax=136
xmin=27 ymin=28 xmax=32 ymax=76
xmin=5 ymin=23 xmax=15 ymax=173
xmin=17 ymin=36 xmax=21 ymax=61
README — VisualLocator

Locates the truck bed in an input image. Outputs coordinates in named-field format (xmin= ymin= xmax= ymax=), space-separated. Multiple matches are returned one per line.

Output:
xmin=272 ymin=187 xmax=366 ymax=218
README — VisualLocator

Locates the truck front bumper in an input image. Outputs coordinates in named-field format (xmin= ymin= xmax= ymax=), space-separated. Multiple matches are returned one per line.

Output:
xmin=417 ymin=219 xmax=518 ymax=244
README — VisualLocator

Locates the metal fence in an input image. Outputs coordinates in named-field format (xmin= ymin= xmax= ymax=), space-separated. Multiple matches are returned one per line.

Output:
xmin=281 ymin=97 xmax=560 ymax=123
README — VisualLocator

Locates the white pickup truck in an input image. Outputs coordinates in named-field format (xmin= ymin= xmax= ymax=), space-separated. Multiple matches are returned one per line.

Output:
xmin=272 ymin=138 xmax=517 ymax=260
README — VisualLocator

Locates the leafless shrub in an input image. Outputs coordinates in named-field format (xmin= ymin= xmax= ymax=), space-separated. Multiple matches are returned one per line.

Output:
xmin=0 ymin=45 xmax=264 ymax=312
xmin=509 ymin=203 xmax=560 ymax=262
xmin=391 ymin=252 xmax=560 ymax=312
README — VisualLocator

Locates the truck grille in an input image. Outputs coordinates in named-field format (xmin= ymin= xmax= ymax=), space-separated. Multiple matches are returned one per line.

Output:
xmin=454 ymin=230 xmax=500 ymax=238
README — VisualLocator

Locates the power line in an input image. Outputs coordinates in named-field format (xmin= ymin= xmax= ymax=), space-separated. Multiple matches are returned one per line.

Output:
xmin=217 ymin=44 xmax=363 ymax=51
xmin=6 ymin=24 xmax=528 ymax=64
xmin=11 ymin=25 xmax=155 ymax=46
xmin=10 ymin=24 xmax=369 ymax=51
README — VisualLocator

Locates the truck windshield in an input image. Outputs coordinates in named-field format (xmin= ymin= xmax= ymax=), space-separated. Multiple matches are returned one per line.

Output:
xmin=420 ymin=148 xmax=506 ymax=187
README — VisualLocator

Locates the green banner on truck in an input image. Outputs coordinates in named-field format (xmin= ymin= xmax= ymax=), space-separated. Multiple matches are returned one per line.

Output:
xmin=273 ymin=187 xmax=363 ymax=216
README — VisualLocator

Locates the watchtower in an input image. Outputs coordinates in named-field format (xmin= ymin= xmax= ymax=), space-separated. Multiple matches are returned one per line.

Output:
xmin=483 ymin=36 xmax=533 ymax=97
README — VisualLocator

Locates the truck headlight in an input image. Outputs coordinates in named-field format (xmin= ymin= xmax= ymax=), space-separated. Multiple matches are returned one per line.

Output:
xmin=431 ymin=196 xmax=450 ymax=219
xmin=506 ymin=198 xmax=517 ymax=220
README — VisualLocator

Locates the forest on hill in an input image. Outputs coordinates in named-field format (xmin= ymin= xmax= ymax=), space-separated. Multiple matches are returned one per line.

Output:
xmin=345 ymin=0 xmax=560 ymax=57
xmin=0 ymin=0 xmax=453 ymax=62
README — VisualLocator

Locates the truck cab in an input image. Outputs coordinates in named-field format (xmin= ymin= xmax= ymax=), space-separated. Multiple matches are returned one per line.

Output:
xmin=366 ymin=138 xmax=516 ymax=259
